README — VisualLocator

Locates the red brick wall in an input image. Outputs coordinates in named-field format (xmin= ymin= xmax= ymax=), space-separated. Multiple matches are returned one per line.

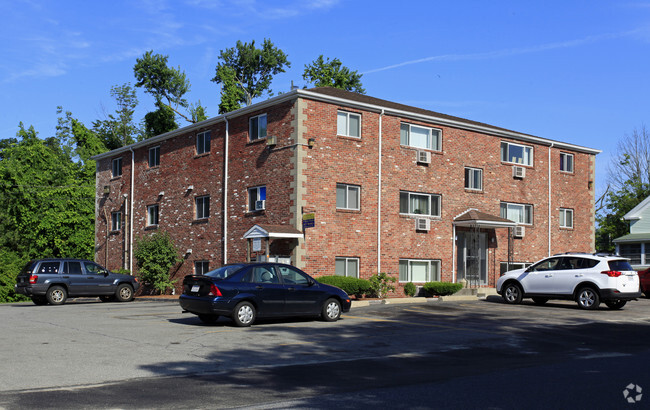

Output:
xmin=95 ymin=95 xmax=596 ymax=293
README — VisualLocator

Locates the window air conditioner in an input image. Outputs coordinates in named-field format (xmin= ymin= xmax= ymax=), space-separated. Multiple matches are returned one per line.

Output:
xmin=513 ymin=226 xmax=525 ymax=238
xmin=266 ymin=135 xmax=277 ymax=146
xmin=512 ymin=166 xmax=526 ymax=179
xmin=255 ymin=200 xmax=266 ymax=210
xmin=416 ymin=150 xmax=431 ymax=164
xmin=415 ymin=218 xmax=430 ymax=231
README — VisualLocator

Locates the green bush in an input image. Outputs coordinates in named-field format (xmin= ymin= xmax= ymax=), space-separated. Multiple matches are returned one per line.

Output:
xmin=134 ymin=231 xmax=181 ymax=294
xmin=423 ymin=281 xmax=463 ymax=296
xmin=317 ymin=275 xmax=371 ymax=297
xmin=403 ymin=282 xmax=417 ymax=297
xmin=369 ymin=272 xmax=397 ymax=298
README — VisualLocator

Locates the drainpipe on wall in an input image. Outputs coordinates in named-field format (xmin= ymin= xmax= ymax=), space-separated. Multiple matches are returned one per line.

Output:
xmin=129 ymin=147 xmax=135 ymax=274
xmin=548 ymin=143 xmax=554 ymax=257
xmin=377 ymin=109 xmax=384 ymax=273
xmin=223 ymin=117 xmax=230 ymax=264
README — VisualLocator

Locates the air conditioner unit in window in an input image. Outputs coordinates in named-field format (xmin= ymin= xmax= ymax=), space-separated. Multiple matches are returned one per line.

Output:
xmin=416 ymin=150 xmax=431 ymax=164
xmin=513 ymin=226 xmax=525 ymax=238
xmin=266 ymin=135 xmax=277 ymax=146
xmin=512 ymin=166 xmax=526 ymax=179
xmin=415 ymin=218 xmax=430 ymax=231
xmin=255 ymin=200 xmax=266 ymax=210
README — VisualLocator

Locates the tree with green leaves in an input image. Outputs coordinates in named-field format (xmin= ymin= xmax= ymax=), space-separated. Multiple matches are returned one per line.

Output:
xmin=134 ymin=231 xmax=180 ymax=294
xmin=133 ymin=51 xmax=207 ymax=126
xmin=212 ymin=39 xmax=290 ymax=113
xmin=93 ymin=83 xmax=143 ymax=150
xmin=596 ymin=126 xmax=650 ymax=252
xmin=303 ymin=55 xmax=365 ymax=94
xmin=143 ymin=102 xmax=178 ymax=138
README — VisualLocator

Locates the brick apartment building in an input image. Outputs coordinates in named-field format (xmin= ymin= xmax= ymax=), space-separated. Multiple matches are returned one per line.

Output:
xmin=93 ymin=87 xmax=600 ymax=293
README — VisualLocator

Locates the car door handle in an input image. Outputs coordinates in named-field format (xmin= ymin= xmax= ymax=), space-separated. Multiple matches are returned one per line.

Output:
xmin=287 ymin=287 xmax=295 ymax=291
xmin=545 ymin=274 xmax=553 ymax=278
xmin=575 ymin=274 xmax=583 ymax=277
xmin=256 ymin=285 xmax=264 ymax=289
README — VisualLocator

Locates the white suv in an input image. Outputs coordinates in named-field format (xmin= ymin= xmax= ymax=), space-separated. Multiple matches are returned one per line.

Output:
xmin=496 ymin=253 xmax=641 ymax=310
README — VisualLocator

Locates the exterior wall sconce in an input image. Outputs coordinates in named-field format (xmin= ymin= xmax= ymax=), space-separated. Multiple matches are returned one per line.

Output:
xmin=187 ymin=185 xmax=194 ymax=192
xmin=308 ymin=138 xmax=315 ymax=148
xmin=158 ymin=191 xmax=165 ymax=197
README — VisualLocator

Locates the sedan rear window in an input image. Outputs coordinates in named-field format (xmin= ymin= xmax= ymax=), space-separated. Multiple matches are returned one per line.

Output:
xmin=205 ymin=264 xmax=246 ymax=279
xmin=608 ymin=260 xmax=634 ymax=271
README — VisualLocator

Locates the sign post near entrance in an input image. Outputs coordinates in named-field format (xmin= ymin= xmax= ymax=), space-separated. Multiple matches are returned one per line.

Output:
xmin=302 ymin=213 xmax=315 ymax=229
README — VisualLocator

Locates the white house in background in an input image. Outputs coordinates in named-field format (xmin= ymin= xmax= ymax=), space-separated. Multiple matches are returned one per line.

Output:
xmin=614 ymin=195 xmax=650 ymax=268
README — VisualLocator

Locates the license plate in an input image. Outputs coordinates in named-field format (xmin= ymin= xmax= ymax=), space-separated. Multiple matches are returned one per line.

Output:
xmin=191 ymin=285 xmax=200 ymax=293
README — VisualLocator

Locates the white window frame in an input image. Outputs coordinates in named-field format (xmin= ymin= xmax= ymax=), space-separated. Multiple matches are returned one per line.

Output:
xmin=196 ymin=131 xmax=211 ymax=155
xmin=501 ymin=142 xmax=533 ymax=166
xmin=111 ymin=211 xmax=122 ymax=231
xmin=335 ymin=257 xmax=359 ymax=278
xmin=464 ymin=167 xmax=483 ymax=191
xmin=148 ymin=146 xmax=160 ymax=168
xmin=337 ymin=111 xmax=361 ymax=138
xmin=147 ymin=204 xmax=159 ymax=227
xmin=248 ymin=186 xmax=266 ymax=211
xmin=249 ymin=114 xmax=268 ymax=141
xmin=400 ymin=123 xmax=441 ymax=151
xmin=195 ymin=196 xmax=210 ymax=220
xmin=195 ymin=261 xmax=210 ymax=275
xmin=399 ymin=191 xmax=441 ymax=217
xmin=560 ymin=152 xmax=574 ymax=173
xmin=500 ymin=202 xmax=533 ymax=225
xmin=112 ymin=157 xmax=122 ymax=177
xmin=560 ymin=208 xmax=574 ymax=229
xmin=336 ymin=183 xmax=360 ymax=210
xmin=399 ymin=259 xmax=440 ymax=283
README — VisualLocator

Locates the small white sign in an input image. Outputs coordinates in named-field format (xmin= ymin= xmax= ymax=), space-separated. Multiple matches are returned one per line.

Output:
xmin=191 ymin=285 xmax=200 ymax=293
xmin=253 ymin=238 xmax=262 ymax=252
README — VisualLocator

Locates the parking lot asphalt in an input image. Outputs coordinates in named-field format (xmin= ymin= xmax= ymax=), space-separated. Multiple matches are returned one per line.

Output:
xmin=2 ymin=295 xmax=650 ymax=409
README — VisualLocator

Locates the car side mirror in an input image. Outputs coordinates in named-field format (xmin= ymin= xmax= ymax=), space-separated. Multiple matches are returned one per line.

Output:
xmin=308 ymin=279 xmax=315 ymax=287
xmin=102 ymin=270 xmax=109 ymax=277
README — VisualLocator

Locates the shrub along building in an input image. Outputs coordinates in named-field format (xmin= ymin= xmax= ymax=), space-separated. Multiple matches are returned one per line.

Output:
xmin=93 ymin=87 xmax=600 ymax=293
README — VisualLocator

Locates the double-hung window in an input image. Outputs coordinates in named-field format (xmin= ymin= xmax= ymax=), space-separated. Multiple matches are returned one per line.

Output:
xmin=500 ymin=202 xmax=533 ymax=225
xmin=196 ymin=131 xmax=211 ymax=155
xmin=560 ymin=152 xmax=574 ymax=173
xmin=111 ymin=211 xmax=122 ymax=231
xmin=335 ymin=257 xmax=359 ymax=278
xmin=501 ymin=142 xmax=533 ymax=166
xmin=399 ymin=191 xmax=441 ymax=217
xmin=195 ymin=261 xmax=209 ymax=275
xmin=248 ymin=186 xmax=266 ymax=211
xmin=336 ymin=183 xmax=360 ymax=210
xmin=112 ymin=157 xmax=122 ymax=177
xmin=337 ymin=111 xmax=361 ymax=138
xmin=399 ymin=259 xmax=440 ymax=282
xmin=149 ymin=146 xmax=160 ymax=167
xmin=464 ymin=167 xmax=483 ymax=191
xmin=147 ymin=204 xmax=159 ymax=226
xmin=400 ymin=123 xmax=441 ymax=151
xmin=195 ymin=196 xmax=210 ymax=220
xmin=249 ymin=114 xmax=267 ymax=141
xmin=560 ymin=208 xmax=574 ymax=228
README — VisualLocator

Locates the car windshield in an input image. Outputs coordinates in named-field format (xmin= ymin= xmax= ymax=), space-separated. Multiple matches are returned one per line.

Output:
xmin=608 ymin=260 xmax=634 ymax=271
xmin=204 ymin=264 xmax=246 ymax=279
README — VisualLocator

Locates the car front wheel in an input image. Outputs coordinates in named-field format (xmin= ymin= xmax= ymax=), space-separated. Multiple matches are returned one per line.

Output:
xmin=115 ymin=284 xmax=134 ymax=302
xmin=502 ymin=283 xmax=523 ymax=305
xmin=232 ymin=302 xmax=255 ymax=327
xmin=577 ymin=287 xmax=600 ymax=310
xmin=605 ymin=300 xmax=627 ymax=310
xmin=322 ymin=298 xmax=341 ymax=322
xmin=46 ymin=286 xmax=67 ymax=305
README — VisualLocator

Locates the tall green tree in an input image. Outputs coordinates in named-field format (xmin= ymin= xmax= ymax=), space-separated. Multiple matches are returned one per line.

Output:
xmin=302 ymin=55 xmax=366 ymax=94
xmin=93 ymin=83 xmax=143 ymax=150
xmin=212 ymin=39 xmax=290 ymax=113
xmin=143 ymin=101 xmax=178 ymax=138
xmin=133 ymin=51 xmax=207 ymax=126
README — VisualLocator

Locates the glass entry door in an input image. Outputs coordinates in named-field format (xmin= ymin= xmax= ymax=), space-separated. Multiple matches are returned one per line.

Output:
xmin=457 ymin=232 xmax=488 ymax=286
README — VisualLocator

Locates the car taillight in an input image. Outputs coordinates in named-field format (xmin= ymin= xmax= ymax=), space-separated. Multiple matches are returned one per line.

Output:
xmin=29 ymin=275 xmax=38 ymax=284
xmin=209 ymin=284 xmax=222 ymax=297
xmin=601 ymin=270 xmax=622 ymax=277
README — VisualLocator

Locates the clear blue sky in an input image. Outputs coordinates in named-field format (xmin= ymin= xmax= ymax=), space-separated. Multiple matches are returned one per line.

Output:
xmin=2 ymin=0 xmax=649 ymax=197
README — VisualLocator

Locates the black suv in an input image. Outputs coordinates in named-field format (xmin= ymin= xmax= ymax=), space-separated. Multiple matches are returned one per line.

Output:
xmin=15 ymin=259 xmax=140 ymax=305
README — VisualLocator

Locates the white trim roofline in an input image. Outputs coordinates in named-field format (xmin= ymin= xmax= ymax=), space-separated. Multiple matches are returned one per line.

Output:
xmin=623 ymin=195 xmax=650 ymax=221
xmin=92 ymin=88 xmax=601 ymax=160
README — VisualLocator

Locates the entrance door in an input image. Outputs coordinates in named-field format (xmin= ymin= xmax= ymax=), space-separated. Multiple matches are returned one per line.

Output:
xmin=457 ymin=232 xmax=488 ymax=286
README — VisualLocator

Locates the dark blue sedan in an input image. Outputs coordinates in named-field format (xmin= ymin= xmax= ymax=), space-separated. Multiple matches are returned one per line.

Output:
xmin=179 ymin=263 xmax=351 ymax=326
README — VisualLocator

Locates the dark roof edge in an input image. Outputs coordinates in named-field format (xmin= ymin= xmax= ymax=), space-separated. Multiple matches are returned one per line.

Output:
xmin=92 ymin=87 xmax=600 ymax=160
